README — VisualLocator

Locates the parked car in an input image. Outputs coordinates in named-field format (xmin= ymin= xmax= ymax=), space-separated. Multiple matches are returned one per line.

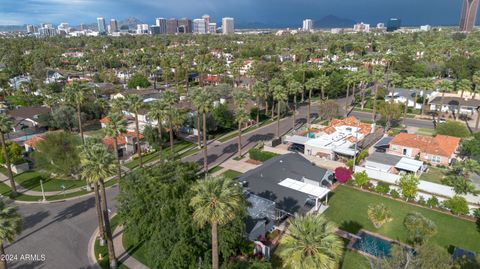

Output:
xmin=288 ymin=144 xmax=305 ymax=154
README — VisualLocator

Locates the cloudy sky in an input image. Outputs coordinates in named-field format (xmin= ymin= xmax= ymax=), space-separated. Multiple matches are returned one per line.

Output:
xmin=0 ymin=0 xmax=468 ymax=26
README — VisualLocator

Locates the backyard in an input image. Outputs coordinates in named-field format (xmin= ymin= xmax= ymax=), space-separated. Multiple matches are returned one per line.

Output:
xmin=420 ymin=166 xmax=448 ymax=184
xmin=324 ymin=185 xmax=480 ymax=251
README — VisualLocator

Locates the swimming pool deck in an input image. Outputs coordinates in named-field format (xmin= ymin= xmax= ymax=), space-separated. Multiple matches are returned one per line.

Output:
xmin=345 ymin=229 xmax=412 ymax=259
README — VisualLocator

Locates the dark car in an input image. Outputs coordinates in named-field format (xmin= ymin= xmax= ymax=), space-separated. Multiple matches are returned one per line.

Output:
xmin=288 ymin=144 xmax=305 ymax=154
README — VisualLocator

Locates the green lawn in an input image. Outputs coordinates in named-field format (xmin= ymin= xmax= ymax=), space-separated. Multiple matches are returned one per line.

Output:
xmin=122 ymin=229 xmax=149 ymax=267
xmin=420 ymin=166 xmax=448 ymax=184
xmin=14 ymin=171 xmax=87 ymax=192
xmin=416 ymin=128 xmax=435 ymax=136
xmin=94 ymin=216 xmax=128 ymax=269
xmin=324 ymin=185 xmax=480 ymax=251
xmin=125 ymin=140 xmax=195 ymax=169
xmin=221 ymin=170 xmax=243 ymax=179
xmin=208 ymin=166 xmax=223 ymax=174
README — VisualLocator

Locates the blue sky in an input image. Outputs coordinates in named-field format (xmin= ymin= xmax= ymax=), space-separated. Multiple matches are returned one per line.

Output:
xmin=0 ymin=0 xmax=468 ymax=26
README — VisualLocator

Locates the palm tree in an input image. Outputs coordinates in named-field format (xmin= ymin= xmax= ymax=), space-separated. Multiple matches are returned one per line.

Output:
xmin=123 ymin=94 xmax=144 ymax=168
xmin=403 ymin=76 xmax=420 ymax=120
xmin=318 ymin=74 xmax=330 ymax=100
xmin=269 ymin=77 xmax=284 ymax=118
xmin=193 ymin=89 xmax=214 ymax=172
xmin=438 ymin=80 xmax=453 ymax=113
xmin=388 ymin=72 xmax=402 ymax=104
xmin=0 ymin=114 xmax=16 ymax=195
xmin=80 ymin=143 xmax=117 ymax=269
xmin=305 ymin=77 xmax=319 ymax=128
xmin=457 ymin=79 xmax=471 ymax=99
xmin=273 ymin=84 xmax=288 ymax=137
xmin=147 ymin=99 xmax=168 ymax=163
xmin=233 ymin=90 xmax=250 ymax=157
xmin=190 ymin=88 xmax=203 ymax=148
xmin=162 ymin=91 xmax=178 ymax=157
xmin=104 ymin=112 xmax=127 ymax=183
xmin=190 ymin=176 xmax=245 ymax=269
xmin=288 ymin=80 xmax=303 ymax=130
xmin=472 ymin=71 xmax=480 ymax=100
xmin=367 ymin=204 xmax=393 ymax=229
xmin=371 ymin=69 xmax=384 ymax=122
xmin=0 ymin=199 xmax=21 ymax=269
xmin=169 ymin=107 xmax=186 ymax=159
xmin=251 ymin=81 xmax=267 ymax=126
xmin=64 ymin=82 xmax=88 ymax=144
xmin=277 ymin=214 xmax=343 ymax=269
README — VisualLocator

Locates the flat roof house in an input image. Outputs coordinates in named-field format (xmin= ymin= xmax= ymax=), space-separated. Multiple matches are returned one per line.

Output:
xmin=387 ymin=133 xmax=461 ymax=166
xmin=237 ymin=153 xmax=334 ymax=242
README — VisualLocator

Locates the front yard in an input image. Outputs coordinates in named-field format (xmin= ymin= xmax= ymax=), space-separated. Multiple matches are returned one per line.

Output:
xmin=419 ymin=166 xmax=448 ymax=184
xmin=324 ymin=185 xmax=480 ymax=251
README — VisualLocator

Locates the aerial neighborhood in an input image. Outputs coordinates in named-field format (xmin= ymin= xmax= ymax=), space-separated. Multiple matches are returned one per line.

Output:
xmin=1 ymin=3 xmax=480 ymax=269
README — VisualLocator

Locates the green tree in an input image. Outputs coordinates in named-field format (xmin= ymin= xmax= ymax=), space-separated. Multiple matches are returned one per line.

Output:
xmin=444 ymin=195 xmax=469 ymax=215
xmin=0 ymin=142 xmax=22 ymax=165
xmin=367 ymin=203 xmax=393 ymax=229
xmin=353 ymin=171 xmax=369 ymax=188
xmin=456 ymin=79 xmax=472 ymax=99
xmin=212 ymin=103 xmax=234 ymax=131
xmin=438 ymin=80 xmax=453 ymax=112
xmin=49 ymin=106 xmax=82 ymax=131
xmin=127 ymin=73 xmax=151 ymax=89
xmin=64 ymin=82 xmax=89 ymax=144
xmin=80 ymin=143 xmax=117 ymax=268
xmin=123 ymin=94 xmax=144 ymax=167
xmin=435 ymin=121 xmax=470 ymax=138
xmin=277 ymin=214 xmax=343 ymax=269
xmin=0 ymin=199 xmax=22 ymax=269
xmin=272 ymin=84 xmax=287 ymax=138
xmin=378 ymin=102 xmax=403 ymax=131
xmin=233 ymin=90 xmax=250 ymax=157
xmin=288 ymin=80 xmax=303 ymax=130
xmin=403 ymin=212 xmax=437 ymax=245
xmin=190 ymin=176 xmax=246 ymax=269
xmin=104 ymin=112 xmax=127 ymax=183
xmin=147 ymin=99 xmax=168 ymax=164
xmin=192 ymin=89 xmax=214 ymax=172
xmin=398 ymin=174 xmax=419 ymax=201
xmin=0 ymin=114 xmax=17 ymax=194
xmin=251 ymin=81 xmax=267 ymax=126
xmin=32 ymin=132 xmax=81 ymax=178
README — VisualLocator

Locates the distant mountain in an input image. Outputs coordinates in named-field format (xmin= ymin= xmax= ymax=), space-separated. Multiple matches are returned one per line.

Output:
xmin=314 ymin=15 xmax=356 ymax=28
xmin=119 ymin=17 xmax=143 ymax=30
xmin=0 ymin=25 xmax=26 ymax=32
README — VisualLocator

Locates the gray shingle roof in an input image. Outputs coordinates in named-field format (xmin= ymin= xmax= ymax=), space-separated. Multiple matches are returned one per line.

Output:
xmin=238 ymin=153 xmax=330 ymax=215
xmin=366 ymin=152 xmax=402 ymax=166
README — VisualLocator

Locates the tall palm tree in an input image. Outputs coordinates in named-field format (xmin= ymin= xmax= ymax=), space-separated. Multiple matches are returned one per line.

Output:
xmin=104 ymin=112 xmax=127 ymax=183
xmin=420 ymin=78 xmax=434 ymax=115
xmin=0 ymin=199 xmax=21 ymax=269
xmin=64 ymin=82 xmax=88 ymax=144
xmin=404 ymin=76 xmax=420 ymax=113
xmin=169 ymin=107 xmax=186 ymax=159
xmin=287 ymin=80 xmax=303 ymax=130
xmin=457 ymin=79 xmax=472 ymax=99
xmin=269 ymin=77 xmax=284 ymax=118
xmin=388 ymin=72 xmax=402 ymax=104
xmin=472 ymin=71 xmax=480 ymax=100
xmin=371 ymin=69 xmax=384 ymax=122
xmin=251 ymin=81 xmax=267 ymax=126
xmin=193 ymin=89 xmax=214 ymax=172
xmin=277 ymin=214 xmax=343 ymax=269
xmin=0 ymin=114 xmax=16 ymax=195
xmin=162 ymin=91 xmax=178 ymax=157
xmin=147 ymin=99 xmax=168 ymax=163
xmin=123 ymin=94 xmax=144 ymax=168
xmin=273 ymin=84 xmax=288 ymax=137
xmin=190 ymin=176 xmax=245 ymax=269
xmin=438 ymin=80 xmax=453 ymax=113
xmin=80 ymin=143 xmax=117 ymax=269
xmin=233 ymin=90 xmax=250 ymax=157
xmin=190 ymin=88 xmax=204 ymax=148
xmin=305 ymin=77 xmax=318 ymax=128
xmin=318 ymin=74 xmax=330 ymax=100
xmin=343 ymin=72 xmax=355 ymax=116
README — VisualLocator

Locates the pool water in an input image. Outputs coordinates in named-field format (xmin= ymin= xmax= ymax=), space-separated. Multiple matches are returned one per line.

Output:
xmin=352 ymin=231 xmax=392 ymax=258
xmin=305 ymin=132 xmax=316 ymax=138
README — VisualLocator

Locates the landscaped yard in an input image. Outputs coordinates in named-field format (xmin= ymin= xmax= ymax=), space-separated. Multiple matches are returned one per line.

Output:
xmin=14 ymin=171 xmax=87 ymax=192
xmin=420 ymin=166 xmax=448 ymax=184
xmin=125 ymin=140 xmax=195 ymax=169
xmin=416 ymin=128 xmax=435 ymax=136
xmin=324 ymin=185 xmax=480 ymax=251
xmin=221 ymin=169 xmax=242 ymax=179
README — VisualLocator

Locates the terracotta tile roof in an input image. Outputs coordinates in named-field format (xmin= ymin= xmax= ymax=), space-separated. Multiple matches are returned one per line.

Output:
xmin=24 ymin=136 xmax=44 ymax=149
xmin=102 ymin=132 xmax=144 ymax=149
xmin=100 ymin=117 xmax=108 ymax=124
xmin=346 ymin=136 xmax=358 ymax=143
xmin=390 ymin=133 xmax=461 ymax=157
xmin=326 ymin=116 xmax=372 ymax=135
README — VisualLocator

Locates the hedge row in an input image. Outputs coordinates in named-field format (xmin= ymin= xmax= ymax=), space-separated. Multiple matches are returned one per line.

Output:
xmin=248 ymin=148 xmax=278 ymax=162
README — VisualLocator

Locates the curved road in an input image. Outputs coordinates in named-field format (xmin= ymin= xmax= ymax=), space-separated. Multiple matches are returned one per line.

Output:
xmin=4 ymin=100 xmax=437 ymax=268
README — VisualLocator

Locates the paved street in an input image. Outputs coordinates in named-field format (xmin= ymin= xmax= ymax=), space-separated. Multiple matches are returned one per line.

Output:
xmin=5 ymin=186 xmax=118 ymax=269
xmin=350 ymin=110 xmax=435 ymax=129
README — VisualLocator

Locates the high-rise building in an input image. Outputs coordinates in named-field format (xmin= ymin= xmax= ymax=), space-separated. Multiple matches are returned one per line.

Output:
xmin=26 ymin=24 xmax=34 ymax=34
xmin=110 ymin=19 xmax=119 ymax=33
xmin=193 ymin=19 xmax=207 ymax=34
xmin=155 ymin=18 xmax=167 ymax=34
xmin=209 ymin=23 xmax=217 ymax=34
xmin=80 ymin=23 xmax=86 ymax=31
xmin=202 ymin=14 xmax=211 ymax=33
xmin=167 ymin=18 xmax=178 ymax=34
xmin=177 ymin=18 xmax=192 ymax=33
xmin=38 ymin=24 xmax=57 ymax=37
xmin=136 ymin=24 xmax=149 ymax=35
xmin=97 ymin=17 xmax=107 ymax=34
xmin=353 ymin=22 xmax=370 ymax=33
xmin=302 ymin=19 xmax=313 ymax=31
xmin=460 ymin=0 xmax=479 ymax=32
xmin=222 ymin=17 xmax=234 ymax=35
xmin=386 ymin=18 xmax=401 ymax=32
xmin=150 ymin=25 xmax=161 ymax=35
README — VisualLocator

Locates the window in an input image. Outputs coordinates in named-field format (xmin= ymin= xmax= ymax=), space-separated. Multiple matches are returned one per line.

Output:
xmin=432 ymin=156 xmax=441 ymax=163
xmin=424 ymin=155 xmax=429 ymax=160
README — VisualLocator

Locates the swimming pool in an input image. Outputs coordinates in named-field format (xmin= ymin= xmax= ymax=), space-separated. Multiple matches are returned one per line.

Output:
xmin=304 ymin=132 xmax=316 ymax=138
xmin=351 ymin=231 xmax=392 ymax=258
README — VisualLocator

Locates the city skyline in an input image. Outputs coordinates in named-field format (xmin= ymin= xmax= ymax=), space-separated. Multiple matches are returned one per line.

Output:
xmin=0 ymin=0 xmax=476 ymax=27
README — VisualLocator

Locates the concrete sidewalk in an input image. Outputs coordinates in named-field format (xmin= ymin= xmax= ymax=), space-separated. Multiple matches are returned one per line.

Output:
xmin=113 ymin=225 xmax=149 ymax=269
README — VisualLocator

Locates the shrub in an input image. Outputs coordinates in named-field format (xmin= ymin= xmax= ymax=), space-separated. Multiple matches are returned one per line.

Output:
xmin=127 ymin=73 xmax=151 ymax=89
xmin=427 ymin=196 xmax=439 ymax=208
xmin=404 ymin=212 xmax=437 ymax=245
xmin=398 ymin=174 xmax=419 ymax=201
xmin=353 ymin=171 xmax=369 ymax=188
xmin=375 ymin=182 xmax=390 ymax=195
xmin=390 ymin=189 xmax=400 ymax=199
xmin=417 ymin=197 xmax=427 ymax=206
xmin=248 ymin=148 xmax=278 ymax=162
xmin=346 ymin=159 xmax=354 ymax=169
xmin=356 ymin=150 xmax=369 ymax=163
xmin=474 ymin=208 xmax=480 ymax=219
xmin=443 ymin=196 xmax=469 ymax=215
xmin=367 ymin=203 xmax=393 ymax=229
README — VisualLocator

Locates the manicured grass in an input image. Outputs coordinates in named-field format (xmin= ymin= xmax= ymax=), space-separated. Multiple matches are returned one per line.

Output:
xmin=84 ymin=128 xmax=105 ymax=138
xmin=324 ymin=185 xmax=480 ymax=251
xmin=420 ymin=166 xmax=448 ymax=184
xmin=341 ymin=248 xmax=370 ymax=269
xmin=122 ymin=229 xmax=149 ymax=267
xmin=125 ymin=140 xmax=194 ymax=169
xmin=14 ymin=171 xmax=87 ymax=192
xmin=208 ymin=166 xmax=223 ymax=174
xmin=94 ymin=216 xmax=128 ymax=269
xmin=416 ymin=128 xmax=435 ymax=136
xmin=221 ymin=170 xmax=242 ymax=179
xmin=178 ymin=146 xmax=201 ymax=159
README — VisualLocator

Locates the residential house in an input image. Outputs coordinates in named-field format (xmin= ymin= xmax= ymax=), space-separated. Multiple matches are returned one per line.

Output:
xmin=364 ymin=152 xmax=424 ymax=176
xmin=387 ymin=133 xmax=461 ymax=166
xmin=286 ymin=117 xmax=374 ymax=160
xmin=44 ymin=70 xmax=64 ymax=84
xmin=8 ymin=106 xmax=50 ymax=132
xmin=385 ymin=88 xmax=436 ymax=109
xmin=239 ymin=60 xmax=253 ymax=76
xmin=237 ymin=153 xmax=333 ymax=243
xmin=429 ymin=96 xmax=480 ymax=116
xmin=102 ymin=131 xmax=145 ymax=158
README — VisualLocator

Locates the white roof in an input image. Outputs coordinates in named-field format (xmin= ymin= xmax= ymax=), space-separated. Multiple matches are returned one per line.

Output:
xmin=278 ymin=178 xmax=330 ymax=199
xmin=284 ymin=135 xmax=310 ymax=145
xmin=395 ymin=158 xmax=423 ymax=172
